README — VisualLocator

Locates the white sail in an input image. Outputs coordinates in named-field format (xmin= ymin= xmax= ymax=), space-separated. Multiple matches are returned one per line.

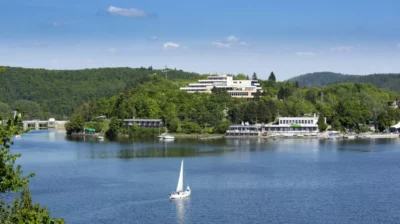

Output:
xmin=176 ymin=160 xmax=184 ymax=192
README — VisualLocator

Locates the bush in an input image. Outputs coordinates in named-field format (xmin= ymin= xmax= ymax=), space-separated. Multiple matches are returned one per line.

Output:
xmin=182 ymin=121 xmax=201 ymax=134
xmin=214 ymin=120 xmax=231 ymax=134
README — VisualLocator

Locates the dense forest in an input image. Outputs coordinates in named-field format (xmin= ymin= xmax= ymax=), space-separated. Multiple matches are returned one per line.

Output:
xmin=0 ymin=66 xmax=199 ymax=120
xmin=66 ymin=72 xmax=400 ymax=138
xmin=288 ymin=72 xmax=400 ymax=92
xmin=1 ymin=67 xmax=400 ymax=137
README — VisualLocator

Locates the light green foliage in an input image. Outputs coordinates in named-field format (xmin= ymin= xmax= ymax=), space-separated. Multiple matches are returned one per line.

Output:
xmin=0 ymin=110 xmax=64 ymax=223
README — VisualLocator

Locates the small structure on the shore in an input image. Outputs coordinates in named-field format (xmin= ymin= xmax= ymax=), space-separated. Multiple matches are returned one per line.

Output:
xmin=226 ymin=123 xmax=262 ymax=137
xmin=122 ymin=117 xmax=163 ymax=128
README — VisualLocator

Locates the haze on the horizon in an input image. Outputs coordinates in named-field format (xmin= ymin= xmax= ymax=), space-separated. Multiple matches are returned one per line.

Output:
xmin=1 ymin=0 xmax=400 ymax=80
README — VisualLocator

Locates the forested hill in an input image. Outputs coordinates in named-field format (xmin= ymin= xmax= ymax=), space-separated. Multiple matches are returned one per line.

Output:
xmin=288 ymin=72 xmax=400 ymax=92
xmin=0 ymin=66 xmax=199 ymax=119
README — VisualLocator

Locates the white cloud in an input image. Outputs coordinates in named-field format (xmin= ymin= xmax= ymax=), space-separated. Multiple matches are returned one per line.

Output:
xmin=295 ymin=52 xmax=316 ymax=57
xmin=108 ymin=48 xmax=117 ymax=53
xmin=150 ymin=36 xmax=158 ymax=40
xmin=226 ymin=36 xmax=239 ymax=42
xmin=51 ymin=21 xmax=61 ymax=27
xmin=163 ymin=42 xmax=180 ymax=49
xmin=213 ymin=36 xmax=248 ymax=48
xmin=330 ymin=46 xmax=354 ymax=52
xmin=107 ymin=6 xmax=148 ymax=17
xmin=212 ymin=41 xmax=231 ymax=48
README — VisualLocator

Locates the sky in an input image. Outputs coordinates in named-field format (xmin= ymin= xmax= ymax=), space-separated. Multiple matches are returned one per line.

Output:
xmin=1 ymin=0 xmax=400 ymax=80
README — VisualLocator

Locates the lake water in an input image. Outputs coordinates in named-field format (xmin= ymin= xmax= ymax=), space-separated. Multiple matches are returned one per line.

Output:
xmin=10 ymin=130 xmax=400 ymax=223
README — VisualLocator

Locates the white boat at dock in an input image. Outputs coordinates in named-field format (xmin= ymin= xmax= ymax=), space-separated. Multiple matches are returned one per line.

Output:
xmin=158 ymin=133 xmax=175 ymax=140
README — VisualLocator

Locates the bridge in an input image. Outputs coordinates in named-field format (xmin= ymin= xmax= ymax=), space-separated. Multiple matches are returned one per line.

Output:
xmin=22 ymin=118 xmax=68 ymax=131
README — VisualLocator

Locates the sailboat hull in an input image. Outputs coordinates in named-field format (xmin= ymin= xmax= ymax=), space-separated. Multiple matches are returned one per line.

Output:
xmin=169 ymin=189 xmax=191 ymax=199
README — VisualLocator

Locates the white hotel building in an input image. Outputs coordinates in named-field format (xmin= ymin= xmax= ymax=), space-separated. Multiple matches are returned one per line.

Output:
xmin=179 ymin=75 xmax=262 ymax=99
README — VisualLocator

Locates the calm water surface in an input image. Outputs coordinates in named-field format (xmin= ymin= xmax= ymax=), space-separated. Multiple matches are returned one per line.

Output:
xmin=11 ymin=131 xmax=400 ymax=223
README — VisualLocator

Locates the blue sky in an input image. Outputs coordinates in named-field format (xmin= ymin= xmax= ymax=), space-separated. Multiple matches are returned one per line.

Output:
xmin=1 ymin=0 xmax=400 ymax=80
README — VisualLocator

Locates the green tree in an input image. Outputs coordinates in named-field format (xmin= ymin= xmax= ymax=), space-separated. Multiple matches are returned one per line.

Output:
xmin=268 ymin=72 xmax=276 ymax=82
xmin=65 ymin=113 xmax=85 ymax=135
xmin=106 ymin=117 xmax=120 ymax=140
xmin=252 ymin=72 xmax=257 ymax=80
xmin=318 ymin=115 xmax=328 ymax=132
xmin=0 ymin=110 xmax=64 ymax=223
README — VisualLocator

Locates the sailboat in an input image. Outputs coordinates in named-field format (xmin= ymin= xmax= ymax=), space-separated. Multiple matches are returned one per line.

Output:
xmin=169 ymin=160 xmax=191 ymax=199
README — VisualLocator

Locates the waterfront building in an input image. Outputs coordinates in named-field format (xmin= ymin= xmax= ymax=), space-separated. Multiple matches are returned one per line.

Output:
xmin=226 ymin=114 xmax=325 ymax=137
xmin=226 ymin=123 xmax=262 ymax=137
xmin=263 ymin=115 xmax=322 ymax=135
xmin=122 ymin=117 xmax=163 ymax=128
xmin=179 ymin=75 xmax=262 ymax=99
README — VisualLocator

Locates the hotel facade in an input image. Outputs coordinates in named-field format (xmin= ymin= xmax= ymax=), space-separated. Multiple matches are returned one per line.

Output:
xmin=179 ymin=75 xmax=262 ymax=99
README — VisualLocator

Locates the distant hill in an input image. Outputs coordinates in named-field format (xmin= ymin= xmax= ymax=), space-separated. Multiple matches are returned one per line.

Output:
xmin=288 ymin=72 xmax=400 ymax=92
xmin=0 ymin=66 xmax=199 ymax=119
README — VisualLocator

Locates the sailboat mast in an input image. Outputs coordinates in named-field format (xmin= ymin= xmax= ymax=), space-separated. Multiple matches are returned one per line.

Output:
xmin=176 ymin=159 xmax=184 ymax=192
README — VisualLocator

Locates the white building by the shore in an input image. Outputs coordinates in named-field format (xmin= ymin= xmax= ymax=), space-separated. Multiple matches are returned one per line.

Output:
xmin=179 ymin=75 xmax=262 ymax=99
xmin=226 ymin=114 xmax=324 ymax=137
xmin=263 ymin=115 xmax=322 ymax=135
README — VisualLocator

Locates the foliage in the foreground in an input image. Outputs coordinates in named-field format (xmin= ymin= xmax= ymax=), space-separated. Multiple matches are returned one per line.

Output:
xmin=0 ymin=110 xmax=64 ymax=223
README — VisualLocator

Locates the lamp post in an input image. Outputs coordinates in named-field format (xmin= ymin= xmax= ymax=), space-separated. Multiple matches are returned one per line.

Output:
xmin=162 ymin=66 xmax=169 ymax=80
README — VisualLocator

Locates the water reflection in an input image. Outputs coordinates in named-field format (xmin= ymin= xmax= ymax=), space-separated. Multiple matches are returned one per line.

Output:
xmin=82 ymin=144 xmax=234 ymax=159
xmin=173 ymin=198 xmax=190 ymax=224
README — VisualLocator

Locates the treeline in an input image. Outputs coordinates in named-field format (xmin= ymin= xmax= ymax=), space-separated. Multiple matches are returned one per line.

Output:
xmin=0 ymin=66 xmax=199 ymax=119
xmin=67 ymin=72 xmax=400 ymax=137
xmin=288 ymin=72 xmax=400 ymax=92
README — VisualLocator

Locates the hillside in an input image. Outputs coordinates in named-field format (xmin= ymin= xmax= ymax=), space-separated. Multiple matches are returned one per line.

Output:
xmin=288 ymin=72 xmax=400 ymax=92
xmin=0 ymin=66 xmax=199 ymax=119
